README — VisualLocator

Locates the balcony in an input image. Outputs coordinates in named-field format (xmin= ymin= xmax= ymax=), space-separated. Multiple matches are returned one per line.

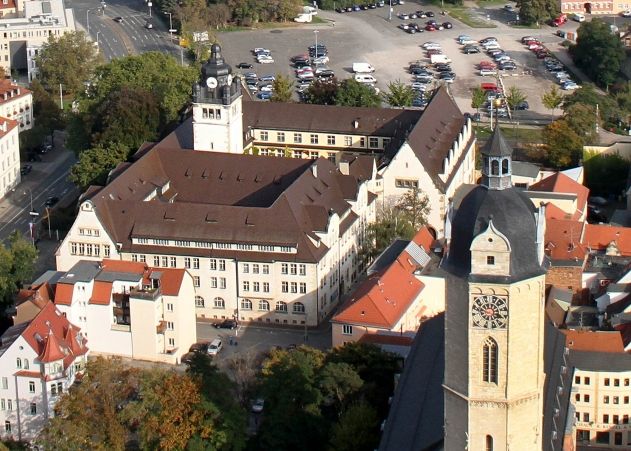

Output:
xmin=156 ymin=320 xmax=167 ymax=334
xmin=130 ymin=286 xmax=161 ymax=301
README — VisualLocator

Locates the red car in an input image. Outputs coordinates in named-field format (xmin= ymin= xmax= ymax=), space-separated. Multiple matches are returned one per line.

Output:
xmin=479 ymin=61 xmax=497 ymax=69
xmin=552 ymin=14 xmax=567 ymax=26
xmin=425 ymin=24 xmax=436 ymax=31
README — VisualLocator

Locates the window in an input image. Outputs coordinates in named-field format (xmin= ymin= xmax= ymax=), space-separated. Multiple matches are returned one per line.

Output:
xmin=310 ymin=134 xmax=318 ymax=144
xmin=575 ymin=376 xmax=581 ymax=384
xmin=243 ymin=263 xmax=249 ymax=273
xmin=614 ymin=396 xmax=619 ymax=404
xmin=253 ymin=282 xmax=260 ymax=292
xmin=219 ymin=260 xmax=225 ymax=271
xmin=193 ymin=258 xmax=200 ymax=269
xmin=241 ymin=299 xmax=252 ymax=310
xmin=1 ymin=377 xmax=7 ymax=389
xmin=327 ymin=135 xmax=335 ymax=145
xmin=605 ymin=378 xmax=610 ymax=386
xmin=342 ymin=324 xmax=352 ymax=335
xmin=300 ymin=283 xmax=306 ymax=294
xmin=293 ymin=133 xmax=302 ymax=144
xmin=291 ymin=282 xmax=297 ymax=293
xmin=195 ymin=296 xmax=205 ymax=308
xmin=4 ymin=421 xmax=10 ymax=433
xmin=625 ymin=396 xmax=629 ymax=404
xmin=260 ymin=131 xmax=269 ymax=141
xmin=359 ymin=137 xmax=365 ymax=147
xmin=613 ymin=415 xmax=619 ymax=424
xmin=161 ymin=256 xmax=168 ymax=267
xmin=167 ymin=303 xmax=174 ymax=312
xmin=253 ymin=264 xmax=259 ymax=274
xmin=583 ymin=413 xmax=590 ymax=422
xmin=344 ymin=136 xmax=352 ymax=146
xmin=487 ymin=256 xmax=495 ymax=265
xmin=585 ymin=377 xmax=590 ymax=385
xmin=369 ymin=137 xmax=379 ymax=148
xmin=219 ymin=278 xmax=226 ymax=289
xmin=604 ymin=395 xmax=610 ymax=404
xmin=290 ymin=264 xmax=297 ymax=275
xmin=0 ymin=399 xmax=4 ymax=410
xmin=168 ymin=338 xmax=175 ymax=347
xmin=277 ymin=132 xmax=285 ymax=143
xmin=282 ymin=281 xmax=289 ymax=293
xmin=29 ymin=403 xmax=36 ymax=415
xmin=263 ymin=282 xmax=270 ymax=292
xmin=184 ymin=257 xmax=191 ymax=268
xmin=276 ymin=301 xmax=288 ymax=313
xmin=23 ymin=359 xmax=28 ymax=370
xmin=485 ymin=435 xmax=493 ymax=451
xmin=293 ymin=302 xmax=305 ymax=314
xmin=263 ymin=264 xmax=270 ymax=274
xmin=193 ymin=276 xmax=200 ymax=287
xmin=299 ymin=264 xmax=306 ymax=276
xmin=214 ymin=297 xmax=225 ymax=309
xmin=625 ymin=378 xmax=629 ymax=386
xmin=614 ymin=378 xmax=620 ymax=387
xmin=604 ymin=414 xmax=610 ymax=424
xmin=167 ymin=321 xmax=174 ymax=330
xmin=243 ymin=281 xmax=250 ymax=292
xmin=282 ymin=263 xmax=288 ymax=274
xmin=104 ymin=245 xmax=110 ymax=257
xmin=28 ymin=381 xmax=35 ymax=393
xmin=210 ymin=259 xmax=217 ymax=270
xmin=153 ymin=256 xmax=160 ymax=266
xmin=482 ymin=337 xmax=498 ymax=384
xmin=7 ymin=400 xmax=11 ymax=411
xmin=258 ymin=300 xmax=270 ymax=311
xmin=16 ymin=358 xmax=21 ymax=369
xmin=169 ymin=257 xmax=176 ymax=268
xmin=211 ymin=277 xmax=217 ymax=288
xmin=584 ymin=394 xmax=590 ymax=402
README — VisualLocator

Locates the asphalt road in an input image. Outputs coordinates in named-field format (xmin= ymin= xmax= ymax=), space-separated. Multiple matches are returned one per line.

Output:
xmin=67 ymin=0 xmax=182 ymax=61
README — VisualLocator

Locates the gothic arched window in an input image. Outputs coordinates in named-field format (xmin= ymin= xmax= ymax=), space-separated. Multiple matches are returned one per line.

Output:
xmin=482 ymin=337 xmax=498 ymax=384
xmin=501 ymin=158 xmax=509 ymax=175
xmin=491 ymin=160 xmax=500 ymax=176
xmin=486 ymin=435 xmax=494 ymax=451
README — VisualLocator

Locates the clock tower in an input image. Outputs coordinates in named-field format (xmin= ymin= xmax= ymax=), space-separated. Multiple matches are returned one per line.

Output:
xmin=443 ymin=128 xmax=547 ymax=451
xmin=192 ymin=44 xmax=243 ymax=153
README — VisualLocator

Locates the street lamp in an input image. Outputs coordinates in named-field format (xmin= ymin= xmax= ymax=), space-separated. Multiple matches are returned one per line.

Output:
xmin=24 ymin=188 xmax=38 ymax=246
xmin=95 ymin=31 xmax=100 ymax=48
xmin=148 ymin=0 xmax=152 ymax=18
xmin=164 ymin=11 xmax=176 ymax=42
xmin=313 ymin=30 xmax=319 ymax=56
xmin=86 ymin=3 xmax=105 ymax=35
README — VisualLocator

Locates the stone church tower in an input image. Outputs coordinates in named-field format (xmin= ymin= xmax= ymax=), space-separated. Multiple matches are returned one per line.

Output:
xmin=442 ymin=128 xmax=547 ymax=450
xmin=191 ymin=44 xmax=243 ymax=153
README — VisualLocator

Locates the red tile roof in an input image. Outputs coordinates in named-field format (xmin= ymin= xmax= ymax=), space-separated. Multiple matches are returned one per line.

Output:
xmin=545 ymin=202 xmax=573 ymax=221
xmin=21 ymin=301 xmax=88 ymax=365
xmin=358 ymin=333 xmax=414 ymax=346
xmin=100 ymin=259 xmax=147 ymax=275
xmin=563 ymin=329 xmax=625 ymax=353
xmin=412 ymin=226 xmax=435 ymax=250
xmin=13 ymin=371 xmax=43 ymax=379
xmin=332 ymin=253 xmax=424 ymax=329
xmin=0 ymin=119 xmax=18 ymax=140
xmin=54 ymin=283 xmax=74 ymax=305
xmin=0 ymin=79 xmax=30 ymax=101
xmin=583 ymin=224 xmax=631 ymax=256
xmin=152 ymin=268 xmax=186 ymax=296
xmin=89 ymin=281 xmax=113 ymax=305
xmin=545 ymin=217 xmax=586 ymax=262
xmin=614 ymin=323 xmax=631 ymax=349
xmin=16 ymin=282 xmax=53 ymax=308
xmin=0 ymin=0 xmax=15 ymax=8
xmin=530 ymin=172 xmax=589 ymax=220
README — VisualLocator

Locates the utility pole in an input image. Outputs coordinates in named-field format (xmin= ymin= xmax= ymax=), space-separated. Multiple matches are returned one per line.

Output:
xmin=59 ymin=84 xmax=63 ymax=110
xmin=388 ymin=0 xmax=392 ymax=21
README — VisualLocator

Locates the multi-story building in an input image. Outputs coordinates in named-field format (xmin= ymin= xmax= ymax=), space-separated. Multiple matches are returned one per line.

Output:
xmin=331 ymin=226 xmax=444 ymax=347
xmin=0 ymin=117 xmax=20 ymax=198
xmin=55 ymin=150 xmax=376 ymax=327
xmin=0 ymin=79 xmax=32 ymax=132
xmin=0 ymin=0 xmax=75 ymax=80
xmin=0 ymin=301 xmax=88 ymax=441
xmin=28 ymin=259 xmax=197 ymax=364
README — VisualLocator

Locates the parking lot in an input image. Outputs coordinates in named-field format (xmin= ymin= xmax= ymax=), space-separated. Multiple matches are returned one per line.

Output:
xmin=217 ymin=3 xmax=582 ymax=120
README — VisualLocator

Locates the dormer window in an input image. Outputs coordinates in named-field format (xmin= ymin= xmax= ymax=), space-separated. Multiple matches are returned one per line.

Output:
xmin=487 ymin=256 xmax=495 ymax=265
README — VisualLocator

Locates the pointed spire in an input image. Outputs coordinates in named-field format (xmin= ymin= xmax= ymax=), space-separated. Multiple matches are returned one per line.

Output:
xmin=481 ymin=127 xmax=513 ymax=190
xmin=38 ymin=329 xmax=65 ymax=363
xmin=482 ymin=126 xmax=513 ymax=158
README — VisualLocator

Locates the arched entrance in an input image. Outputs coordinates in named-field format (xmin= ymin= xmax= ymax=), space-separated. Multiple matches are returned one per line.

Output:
xmin=584 ymin=2 xmax=592 ymax=13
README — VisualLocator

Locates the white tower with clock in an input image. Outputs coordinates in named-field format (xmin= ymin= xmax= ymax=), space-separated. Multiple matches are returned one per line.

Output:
xmin=191 ymin=44 xmax=243 ymax=153
xmin=442 ymin=128 xmax=547 ymax=451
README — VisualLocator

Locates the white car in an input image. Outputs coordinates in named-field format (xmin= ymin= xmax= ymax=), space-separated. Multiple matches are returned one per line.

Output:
xmin=422 ymin=41 xmax=441 ymax=49
xmin=355 ymin=74 xmax=377 ymax=84
xmin=312 ymin=55 xmax=329 ymax=64
xmin=398 ymin=12 xmax=410 ymax=19
xmin=479 ymin=69 xmax=497 ymax=76
xmin=257 ymin=56 xmax=274 ymax=64
xmin=260 ymin=85 xmax=273 ymax=92
xmin=207 ymin=339 xmax=223 ymax=356
xmin=621 ymin=9 xmax=631 ymax=16
xmin=411 ymin=82 xmax=428 ymax=91
xmin=562 ymin=81 xmax=579 ymax=90
xmin=482 ymin=42 xmax=501 ymax=50
xmin=572 ymin=13 xmax=585 ymax=22
xmin=555 ymin=71 xmax=570 ymax=79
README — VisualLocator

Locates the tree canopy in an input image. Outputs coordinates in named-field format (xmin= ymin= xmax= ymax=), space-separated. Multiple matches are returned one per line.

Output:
xmin=0 ymin=232 xmax=38 ymax=311
xmin=382 ymin=80 xmax=414 ymax=107
xmin=570 ymin=19 xmax=626 ymax=87
xmin=517 ymin=0 xmax=558 ymax=25
xmin=271 ymin=74 xmax=294 ymax=103
xmin=304 ymin=79 xmax=339 ymax=105
xmin=69 ymin=142 xmax=131 ymax=190
xmin=335 ymin=79 xmax=381 ymax=107
xmin=35 ymin=31 xmax=102 ymax=94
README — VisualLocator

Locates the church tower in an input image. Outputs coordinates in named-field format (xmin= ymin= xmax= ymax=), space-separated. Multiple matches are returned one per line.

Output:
xmin=192 ymin=44 xmax=243 ymax=153
xmin=443 ymin=128 xmax=547 ymax=451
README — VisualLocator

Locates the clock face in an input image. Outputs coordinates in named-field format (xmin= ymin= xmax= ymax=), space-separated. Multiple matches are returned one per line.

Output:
xmin=206 ymin=77 xmax=218 ymax=89
xmin=471 ymin=295 xmax=508 ymax=329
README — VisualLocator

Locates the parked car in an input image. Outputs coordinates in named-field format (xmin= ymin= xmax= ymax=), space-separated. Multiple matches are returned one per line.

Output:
xmin=516 ymin=101 xmax=529 ymax=110
xmin=236 ymin=62 xmax=253 ymax=69
xmin=421 ymin=41 xmax=441 ymax=49
xmin=207 ymin=338 xmax=223 ymax=356
xmin=45 ymin=196 xmax=59 ymax=207
xmin=113 ymin=16 xmax=123 ymax=22
xmin=145 ymin=21 xmax=153 ymax=29
xmin=621 ymin=9 xmax=631 ymax=16
xmin=20 ymin=164 xmax=32 ymax=175
xmin=479 ymin=68 xmax=497 ymax=76
xmin=189 ymin=342 xmax=209 ymax=353
xmin=571 ymin=13 xmax=585 ymax=22
xmin=257 ymin=56 xmax=274 ymax=64
xmin=442 ymin=22 xmax=453 ymax=29
xmin=463 ymin=45 xmax=480 ymax=54
xmin=257 ymin=91 xmax=272 ymax=100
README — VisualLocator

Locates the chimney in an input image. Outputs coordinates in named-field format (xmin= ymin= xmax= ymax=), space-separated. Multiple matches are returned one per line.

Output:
xmin=339 ymin=160 xmax=350 ymax=175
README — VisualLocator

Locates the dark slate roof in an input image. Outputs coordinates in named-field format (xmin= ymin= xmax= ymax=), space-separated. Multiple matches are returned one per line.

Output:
xmin=367 ymin=239 xmax=410 ymax=275
xmin=482 ymin=127 xmax=513 ymax=157
xmin=542 ymin=322 xmax=572 ymax=451
xmin=445 ymin=185 xmax=545 ymax=283
xmin=378 ymin=314 xmax=445 ymax=451
xmin=606 ymin=293 xmax=631 ymax=315
xmin=570 ymin=349 xmax=631 ymax=372
xmin=512 ymin=161 xmax=540 ymax=179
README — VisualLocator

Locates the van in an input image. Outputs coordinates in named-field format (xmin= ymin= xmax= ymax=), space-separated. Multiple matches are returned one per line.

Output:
xmin=572 ymin=13 xmax=585 ymax=22
xmin=430 ymin=54 xmax=451 ymax=64
xmin=354 ymin=74 xmax=377 ymax=84
xmin=352 ymin=62 xmax=375 ymax=73
xmin=207 ymin=338 xmax=223 ymax=356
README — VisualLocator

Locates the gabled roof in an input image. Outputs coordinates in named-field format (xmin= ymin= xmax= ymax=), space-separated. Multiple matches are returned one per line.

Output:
xmin=563 ymin=329 xmax=625 ymax=353
xmin=89 ymin=281 xmax=113 ymax=305
xmin=38 ymin=329 xmax=66 ymax=363
xmin=583 ymin=224 xmax=631 ymax=256
xmin=15 ymin=282 xmax=53 ymax=309
xmin=151 ymin=268 xmax=186 ymax=296
xmin=0 ymin=80 xmax=30 ymax=104
xmin=54 ymin=283 xmax=74 ymax=305
xmin=530 ymin=172 xmax=589 ymax=220
xmin=544 ymin=217 xmax=586 ymax=264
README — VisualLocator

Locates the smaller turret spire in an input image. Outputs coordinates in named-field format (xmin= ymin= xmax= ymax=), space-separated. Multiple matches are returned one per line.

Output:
xmin=481 ymin=127 xmax=513 ymax=191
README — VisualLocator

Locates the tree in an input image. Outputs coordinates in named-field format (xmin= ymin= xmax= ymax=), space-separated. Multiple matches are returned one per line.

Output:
xmin=329 ymin=402 xmax=380 ymax=451
xmin=304 ymin=79 xmax=339 ymax=105
xmin=505 ymin=86 xmax=527 ymax=114
xmin=271 ymin=73 xmax=294 ymax=103
xmin=318 ymin=362 xmax=363 ymax=412
xmin=564 ymin=102 xmax=598 ymax=142
xmin=541 ymin=85 xmax=564 ymax=117
xmin=7 ymin=231 xmax=37 ymax=288
xmin=30 ymin=79 xmax=64 ymax=134
xmin=584 ymin=151 xmax=631 ymax=197
xmin=398 ymin=186 xmax=430 ymax=231
xmin=335 ymin=79 xmax=381 ymax=107
xmin=570 ymin=19 xmax=626 ymax=87
xmin=382 ymin=80 xmax=414 ymax=107
xmin=542 ymin=119 xmax=584 ymax=168
xmin=471 ymin=87 xmax=487 ymax=115
xmin=517 ymin=0 xmax=558 ymax=26
xmin=36 ymin=31 xmax=102 ymax=95
xmin=563 ymin=83 xmax=620 ymax=125
xmin=69 ymin=142 xmax=130 ymax=189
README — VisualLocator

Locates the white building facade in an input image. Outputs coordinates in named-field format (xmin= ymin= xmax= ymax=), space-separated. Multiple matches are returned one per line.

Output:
xmin=0 ymin=118 xmax=20 ymax=199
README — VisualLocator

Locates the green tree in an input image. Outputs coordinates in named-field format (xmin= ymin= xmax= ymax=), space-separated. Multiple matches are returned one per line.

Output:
xmin=505 ymin=86 xmax=527 ymax=115
xmin=398 ymin=186 xmax=430 ymax=231
xmin=35 ymin=31 xmax=102 ymax=95
xmin=564 ymin=102 xmax=598 ymax=142
xmin=541 ymin=85 xmax=564 ymax=117
xmin=304 ymin=79 xmax=339 ymax=105
xmin=542 ymin=119 xmax=584 ymax=168
xmin=329 ymin=402 xmax=380 ymax=451
xmin=30 ymin=79 xmax=64 ymax=134
xmin=583 ymin=151 xmax=631 ymax=197
xmin=69 ymin=142 xmax=130 ymax=190
xmin=319 ymin=362 xmax=363 ymax=412
xmin=8 ymin=231 xmax=37 ymax=288
xmin=570 ymin=19 xmax=626 ymax=87
xmin=471 ymin=87 xmax=487 ymax=115
xmin=517 ymin=0 xmax=558 ymax=26
xmin=335 ymin=79 xmax=381 ymax=107
xmin=382 ymin=80 xmax=414 ymax=107
xmin=271 ymin=73 xmax=294 ymax=103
